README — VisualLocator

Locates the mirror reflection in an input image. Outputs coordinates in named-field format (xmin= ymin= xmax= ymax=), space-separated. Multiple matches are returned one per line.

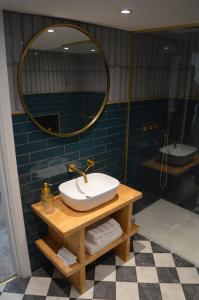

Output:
xmin=19 ymin=25 xmax=109 ymax=136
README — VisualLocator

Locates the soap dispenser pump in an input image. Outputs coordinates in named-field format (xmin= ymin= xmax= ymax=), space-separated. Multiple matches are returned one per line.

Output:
xmin=41 ymin=182 xmax=54 ymax=214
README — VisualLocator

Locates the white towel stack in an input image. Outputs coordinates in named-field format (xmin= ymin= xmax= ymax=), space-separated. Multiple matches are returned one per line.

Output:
xmin=85 ymin=217 xmax=123 ymax=255
xmin=57 ymin=247 xmax=77 ymax=265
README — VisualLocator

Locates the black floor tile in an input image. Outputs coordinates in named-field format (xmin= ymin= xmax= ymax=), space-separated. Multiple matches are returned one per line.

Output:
xmin=182 ymin=284 xmax=199 ymax=300
xmin=172 ymin=253 xmax=195 ymax=267
xmin=47 ymin=278 xmax=71 ymax=297
xmin=3 ymin=277 xmax=30 ymax=294
xmin=157 ymin=267 xmax=180 ymax=283
xmin=151 ymin=242 xmax=170 ymax=253
xmin=138 ymin=283 xmax=162 ymax=300
xmin=23 ymin=295 xmax=46 ymax=300
xmin=32 ymin=267 xmax=51 ymax=278
xmin=96 ymin=251 xmax=116 ymax=265
xmin=116 ymin=266 xmax=137 ymax=282
xmin=86 ymin=264 xmax=95 ymax=280
xmin=93 ymin=281 xmax=116 ymax=300
xmin=135 ymin=253 xmax=155 ymax=266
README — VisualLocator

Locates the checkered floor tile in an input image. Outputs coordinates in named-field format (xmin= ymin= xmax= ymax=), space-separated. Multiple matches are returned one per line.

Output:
xmin=1 ymin=234 xmax=199 ymax=300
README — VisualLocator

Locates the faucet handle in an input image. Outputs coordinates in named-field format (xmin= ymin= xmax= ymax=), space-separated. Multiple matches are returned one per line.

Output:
xmin=85 ymin=159 xmax=95 ymax=173
xmin=87 ymin=159 xmax=95 ymax=167
xmin=67 ymin=163 xmax=76 ymax=173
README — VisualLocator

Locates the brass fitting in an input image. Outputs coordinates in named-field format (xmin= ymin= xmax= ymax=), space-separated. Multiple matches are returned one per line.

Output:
xmin=67 ymin=163 xmax=88 ymax=183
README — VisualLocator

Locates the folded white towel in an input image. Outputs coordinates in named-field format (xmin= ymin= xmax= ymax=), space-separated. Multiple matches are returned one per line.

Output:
xmin=86 ymin=217 xmax=121 ymax=244
xmin=57 ymin=254 xmax=70 ymax=266
xmin=58 ymin=247 xmax=77 ymax=260
xmin=86 ymin=226 xmax=122 ymax=245
xmin=57 ymin=254 xmax=76 ymax=266
xmin=87 ymin=228 xmax=122 ymax=249
xmin=57 ymin=247 xmax=77 ymax=265
xmin=85 ymin=229 xmax=123 ymax=255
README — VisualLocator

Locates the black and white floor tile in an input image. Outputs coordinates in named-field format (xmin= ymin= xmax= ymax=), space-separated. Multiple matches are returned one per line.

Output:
xmin=1 ymin=234 xmax=199 ymax=300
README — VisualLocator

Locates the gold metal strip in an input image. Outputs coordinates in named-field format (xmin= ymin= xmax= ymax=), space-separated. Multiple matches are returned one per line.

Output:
xmin=124 ymin=32 xmax=134 ymax=183
xmin=17 ymin=23 xmax=110 ymax=138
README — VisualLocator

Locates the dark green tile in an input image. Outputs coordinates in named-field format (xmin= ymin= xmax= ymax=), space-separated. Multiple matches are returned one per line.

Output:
xmin=30 ymin=146 xmax=64 ymax=162
xmin=16 ymin=141 xmax=47 ymax=156
xmin=14 ymin=133 xmax=28 ymax=145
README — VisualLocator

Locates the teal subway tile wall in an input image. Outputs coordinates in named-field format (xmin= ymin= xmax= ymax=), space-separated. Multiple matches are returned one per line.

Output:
xmin=4 ymin=10 xmax=130 ymax=270
xmin=25 ymin=92 xmax=104 ymax=132
xmin=127 ymin=99 xmax=168 ymax=190
xmin=12 ymin=103 xmax=127 ymax=269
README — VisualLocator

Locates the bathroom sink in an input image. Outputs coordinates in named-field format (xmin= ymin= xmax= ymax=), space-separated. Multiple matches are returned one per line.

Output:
xmin=159 ymin=144 xmax=198 ymax=166
xmin=59 ymin=173 xmax=120 ymax=211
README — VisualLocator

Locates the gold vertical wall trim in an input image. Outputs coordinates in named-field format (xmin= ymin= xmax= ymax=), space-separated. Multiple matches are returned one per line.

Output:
xmin=124 ymin=32 xmax=133 ymax=184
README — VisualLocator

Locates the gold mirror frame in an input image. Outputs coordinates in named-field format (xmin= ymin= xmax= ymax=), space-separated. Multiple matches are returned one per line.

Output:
xmin=17 ymin=23 xmax=110 ymax=138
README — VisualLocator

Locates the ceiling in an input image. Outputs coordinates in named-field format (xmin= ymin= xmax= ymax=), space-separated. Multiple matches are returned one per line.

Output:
xmin=0 ymin=0 xmax=199 ymax=31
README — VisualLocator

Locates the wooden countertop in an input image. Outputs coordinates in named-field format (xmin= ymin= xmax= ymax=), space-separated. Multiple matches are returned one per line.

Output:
xmin=32 ymin=184 xmax=142 ymax=237
xmin=142 ymin=155 xmax=199 ymax=176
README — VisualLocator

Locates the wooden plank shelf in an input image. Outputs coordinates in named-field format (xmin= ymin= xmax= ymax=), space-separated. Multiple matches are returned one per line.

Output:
xmin=32 ymin=184 xmax=142 ymax=236
xmin=142 ymin=155 xmax=199 ymax=176
xmin=32 ymin=184 xmax=142 ymax=294
xmin=36 ymin=236 xmax=81 ymax=277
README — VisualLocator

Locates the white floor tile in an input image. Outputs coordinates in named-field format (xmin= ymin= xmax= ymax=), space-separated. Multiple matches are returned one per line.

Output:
xmin=160 ymin=283 xmax=186 ymax=300
xmin=116 ymin=252 xmax=136 ymax=266
xmin=0 ymin=293 xmax=24 ymax=300
xmin=25 ymin=276 xmax=51 ymax=296
xmin=94 ymin=265 xmax=116 ymax=281
xmin=116 ymin=282 xmax=139 ymax=300
xmin=70 ymin=280 xmax=94 ymax=299
xmin=136 ymin=267 xmax=159 ymax=283
xmin=133 ymin=240 xmax=152 ymax=253
xmin=153 ymin=253 xmax=175 ymax=267
xmin=177 ymin=267 xmax=199 ymax=284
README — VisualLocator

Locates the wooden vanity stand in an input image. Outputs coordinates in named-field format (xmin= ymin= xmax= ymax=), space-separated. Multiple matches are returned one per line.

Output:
xmin=32 ymin=184 xmax=142 ymax=294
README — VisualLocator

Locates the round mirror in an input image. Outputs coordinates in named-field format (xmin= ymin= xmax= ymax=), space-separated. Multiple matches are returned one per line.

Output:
xmin=17 ymin=24 xmax=110 ymax=137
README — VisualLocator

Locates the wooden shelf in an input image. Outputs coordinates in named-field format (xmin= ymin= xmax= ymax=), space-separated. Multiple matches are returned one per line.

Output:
xmin=32 ymin=184 xmax=142 ymax=294
xmin=32 ymin=184 xmax=142 ymax=236
xmin=85 ymin=224 xmax=139 ymax=265
xmin=142 ymin=155 xmax=199 ymax=176
xmin=36 ymin=236 xmax=81 ymax=277
xmin=128 ymin=223 xmax=140 ymax=236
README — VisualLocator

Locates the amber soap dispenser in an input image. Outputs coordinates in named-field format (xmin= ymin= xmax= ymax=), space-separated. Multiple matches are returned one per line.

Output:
xmin=41 ymin=182 xmax=54 ymax=214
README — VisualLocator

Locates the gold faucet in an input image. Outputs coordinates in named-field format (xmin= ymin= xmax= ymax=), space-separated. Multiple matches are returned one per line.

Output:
xmin=67 ymin=159 xmax=95 ymax=183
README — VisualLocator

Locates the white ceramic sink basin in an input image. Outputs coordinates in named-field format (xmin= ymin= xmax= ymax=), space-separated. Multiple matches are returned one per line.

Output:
xmin=159 ymin=144 xmax=197 ymax=166
xmin=59 ymin=173 xmax=120 ymax=211
xmin=159 ymin=144 xmax=197 ymax=157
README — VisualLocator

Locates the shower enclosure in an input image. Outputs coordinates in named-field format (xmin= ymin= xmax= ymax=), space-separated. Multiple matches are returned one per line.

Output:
xmin=127 ymin=28 xmax=199 ymax=214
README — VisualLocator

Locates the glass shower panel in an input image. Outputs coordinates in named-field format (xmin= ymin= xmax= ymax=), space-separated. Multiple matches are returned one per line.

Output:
xmin=128 ymin=28 xmax=199 ymax=215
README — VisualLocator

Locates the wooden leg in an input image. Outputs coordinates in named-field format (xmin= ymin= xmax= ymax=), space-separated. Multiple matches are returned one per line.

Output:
xmin=69 ymin=267 xmax=86 ymax=294
xmin=112 ymin=203 xmax=132 ymax=234
xmin=63 ymin=229 xmax=85 ymax=263
xmin=64 ymin=229 xmax=86 ymax=294
xmin=114 ymin=238 xmax=130 ymax=262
